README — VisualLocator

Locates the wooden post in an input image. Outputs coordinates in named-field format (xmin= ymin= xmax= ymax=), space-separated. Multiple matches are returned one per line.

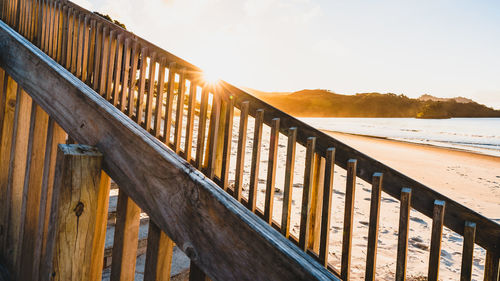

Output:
xmin=341 ymin=159 xmax=357 ymax=281
xmin=365 ymin=173 xmax=383 ymax=281
xmin=144 ymin=222 xmax=174 ymax=281
xmin=428 ymin=200 xmax=445 ymax=281
xmin=484 ymin=251 xmax=500 ymax=281
xmin=308 ymin=154 xmax=325 ymax=252
xmin=319 ymin=147 xmax=335 ymax=267
xmin=460 ymin=221 xmax=475 ymax=281
xmin=396 ymin=187 xmax=412 ymax=281
xmin=40 ymin=144 xmax=103 ymax=281
xmin=299 ymin=137 xmax=316 ymax=250
xmin=281 ymin=127 xmax=297 ymax=238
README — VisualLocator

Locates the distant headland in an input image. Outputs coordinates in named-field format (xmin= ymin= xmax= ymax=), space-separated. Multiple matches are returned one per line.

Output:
xmin=245 ymin=88 xmax=500 ymax=118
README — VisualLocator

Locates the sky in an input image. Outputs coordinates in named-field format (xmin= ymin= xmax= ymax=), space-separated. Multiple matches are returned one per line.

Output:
xmin=74 ymin=0 xmax=500 ymax=109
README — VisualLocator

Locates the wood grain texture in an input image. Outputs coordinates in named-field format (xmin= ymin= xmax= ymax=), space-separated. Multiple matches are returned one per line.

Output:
xmin=40 ymin=144 xmax=103 ymax=281
xmin=90 ymin=171 xmax=111 ymax=281
xmin=428 ymin=200 xmax=445 ymax=281
xmin=396 ymin=187 xmax=411 ymax=281
xmin=234 ymin=101 xmax=249 ymax=201
xmin=484 ymin=251 xmax=499 ymax=281
xmin=144 ymin=222 xmax=174 ymax=281
xmin=248 ymin=109 xmax=264 ymax=212
xmin=281 ymin=127 xmax=297 ymax=238
xmin=460 ymin=221 xmax=475 ymax=281
xmin=341 ymin=159 xmax=357 ymax=281
xmin=319 ymin=147 xmax=334 ymax=267
xmin=299 ymin=137 xmax=316 ymax=251
xmin=0 ymin=22 xmax=338 ymax=280
xmin=308 ymin=154 xmax=325 ymax=252
xmin=4 ymin=88 xmax=31 ymax=273
xmin=365 ymin=172 xmax=383 ymax=281
xmin=110 ymin=190 xmax=141 ymax=281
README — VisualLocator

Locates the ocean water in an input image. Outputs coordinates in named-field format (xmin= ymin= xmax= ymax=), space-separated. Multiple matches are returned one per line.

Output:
xmin=300 ymin=117 xmax=500 ymax=157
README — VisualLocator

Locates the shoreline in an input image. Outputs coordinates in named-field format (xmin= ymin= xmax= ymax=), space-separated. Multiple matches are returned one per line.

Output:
xmin=323 ymin=130 xmax=500 ymax=221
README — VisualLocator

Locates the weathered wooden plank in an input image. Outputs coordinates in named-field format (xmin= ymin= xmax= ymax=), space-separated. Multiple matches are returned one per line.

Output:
xmin=248 ymin=109 xmax=264 ymax=212
xmin=0 ymin=74 xmax=17 ymax=256
xmin=127 ymin=42 xmax=139 ymax=118
xmin=144 ymin=222 xmax=174 ymax=281
xmin=220 ymin=97 xmax=234 ymax=190
xmin=184 ymin=82 xmax=196 ymax=162
xmin=195 ymin=89 xmax=209 ymax=169
xmin=281 ymin=127 xmax=297 ymax=238
xmin=105 ymin=30 xmax=116 ymax=100
xmin=428 ymin=200 xmax=445 ymax=281
xmin=308 ymin=155 xmax=325 ymax=252
xmin=119 ymin=37 xmax=131 ymax=112
xmin=234 ymin=100 xmax=249 ymax=201
xmin=206 ymin=95 xmax=220 ymax=179
xmin=0 ymin=23 xmax=339 ymax=280
xmin=319 ymin=147 xmax=334 ymax=267
xmin=341 ymin=159 xmax=357 ymax=281
xmin=144 ymin=52 xmax=157 ymax=132
xmin=264 ymin=118 xmax=280 ymax=224
xmin=365 ymin=172 xmax=383 ymax=281
xmin=112 ymin=34 xmax=124 ymax=106
xmin=164 ymin=62 xmax=176 ymax=143
xmin=396 ymin=187 xmax=411 ymax=281
xmin=134 ymin=47 xmax=148 ymax=124
xmin=18 ymin=103 xmax=49 ymax=281
xmin=484 ymin=251 xmax=499 ymax=281
xmin=153 ymin=58 xmax=166 ymax=138
xmin=90 ymin=171 xmax=111 ymax=281
xmin=40 ymin=144 xmax=103 ymax=281
xmin=299 ymin=137 xmax=316 ymax=250
xmin=110 ymin=190 xmax=141 ymax=281
xmin=460 ymin=221 xmax=475 ymax=281
xmin=4 ymin=88 xmax=32 ymax=273
xmin=174 ymin=68 xmax=186 ymax=152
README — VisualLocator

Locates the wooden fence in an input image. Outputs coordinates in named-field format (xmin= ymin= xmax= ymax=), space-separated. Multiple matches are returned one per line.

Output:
xmin=0 ymin=0 xmax=499 ymax=280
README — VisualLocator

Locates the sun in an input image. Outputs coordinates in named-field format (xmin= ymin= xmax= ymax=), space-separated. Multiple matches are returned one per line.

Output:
xmin=201 ymin=68 xmax=222 ymax=88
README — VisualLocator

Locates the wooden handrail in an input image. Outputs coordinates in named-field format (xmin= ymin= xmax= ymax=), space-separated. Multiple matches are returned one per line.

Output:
xmin=0 ymin=19 xmax=339 ymax=281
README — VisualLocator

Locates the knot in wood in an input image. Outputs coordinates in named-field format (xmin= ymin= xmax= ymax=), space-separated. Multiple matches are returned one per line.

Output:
xmin=73 ymin=201 xmax=84 ymax=217
xmin=183 ymin=243 xmax=198 ymax=261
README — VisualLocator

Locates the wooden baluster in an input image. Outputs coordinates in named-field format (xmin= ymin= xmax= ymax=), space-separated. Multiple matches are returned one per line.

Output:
xmin=50 ymin=1 xmax=60 ymax=59
xmin=396 ymin=187 xmax=411 ymax=281
xmin=163 ymin=62 xmax=176 ymax=143
xmin=233 ymin=101 xmax=249 ymax=201
xmin=153 ymin=58 xmax=166 ymax=138
xmin=220 ymin=97 xmax=234 ymax=190
xmin=264 ymin=118 xmax=279 ymax=224
xmin=97 ymin=26 xmax=110 ymax=95
xmin=134 ymin=47 xmax=148 ymax=124
xmin=105 ymin=30 xmax=117 ymax=100
xmin=89 ymin=171 xmax=111 ymax=281
xmin=127 ymin=42 xmax=140 ymax=118
xmin=43 ymin=0 xmax=51 ymax=52
xmin=341 ymin=159 xmax=357 ymax=280
xmin=5 ymin=88 xmax=32 ymax=274
xmin=428 ymin=200 xmax=445 ymax=281
xmin=144 ymin=52 xmax=157 ymax=132
xmin=47 ymin=1 xmax=55 ymax=58
xmin=54 ymin=3 xmax=65 ymax=64
xmin=36 ymin=119 xmax=67 ymax=281
xmin=460 ymin=221 xmax=476 ymax=281
xmin=18 ymin=103 xmax=50 ymax=281
xmin=248 ymin=109 xmax=264 ymax=212
xmin=184 ymin=82 xmax=196 ymax=163
xmin=299 ymin=137 xmax=316 ymax=250
xmin=110 ymin=190 xmax=141 ymax=281
xmin=484 ymin=250 xmax=500 ymax=281
xmin=0 ymin=74 xmax=17 ymax=256
xmin=64 ymin=7 xmax=73 ymax=70
xmin=91 ymin=22 xmax=102 ymax=91
xmin=80 ymin=15 xmax=90 ymax=81
xmin=365 ymin=172 xmax=383 ymax=281
xmin=39 ymin=144 xmax=103 ymax=281
xmin=75 ymin=13 xmax=84 ymax=78
xmin=112 ymin=34 xmax=124 ymax=106
xmin=194 ymin=88 xmax=209 ymax=169
xmin=120 ymin=37 xmax=131 ymax=112
xmin=319 ymin=147 xmax=335 ymax=267
xmin=281 ymin=127 xmax=297 ymax=238
xmin=144 ymin=222 xmax=174 ymax=281
xmin=86 ymin=19 xmax=97 ymax=85
xmin=308 ymin=154 xmax=325 ymax=252
xmin=174 ymin=68 xmax=186 ymax=152
xmin=206 ymin=95 xmax=220 ymax=179
xmin=70 ymin=10 xmax=78 ymax=74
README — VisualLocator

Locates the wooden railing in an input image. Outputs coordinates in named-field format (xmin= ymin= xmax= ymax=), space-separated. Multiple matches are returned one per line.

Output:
xmin=0 ymin=0 xmax=499 ymax=280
